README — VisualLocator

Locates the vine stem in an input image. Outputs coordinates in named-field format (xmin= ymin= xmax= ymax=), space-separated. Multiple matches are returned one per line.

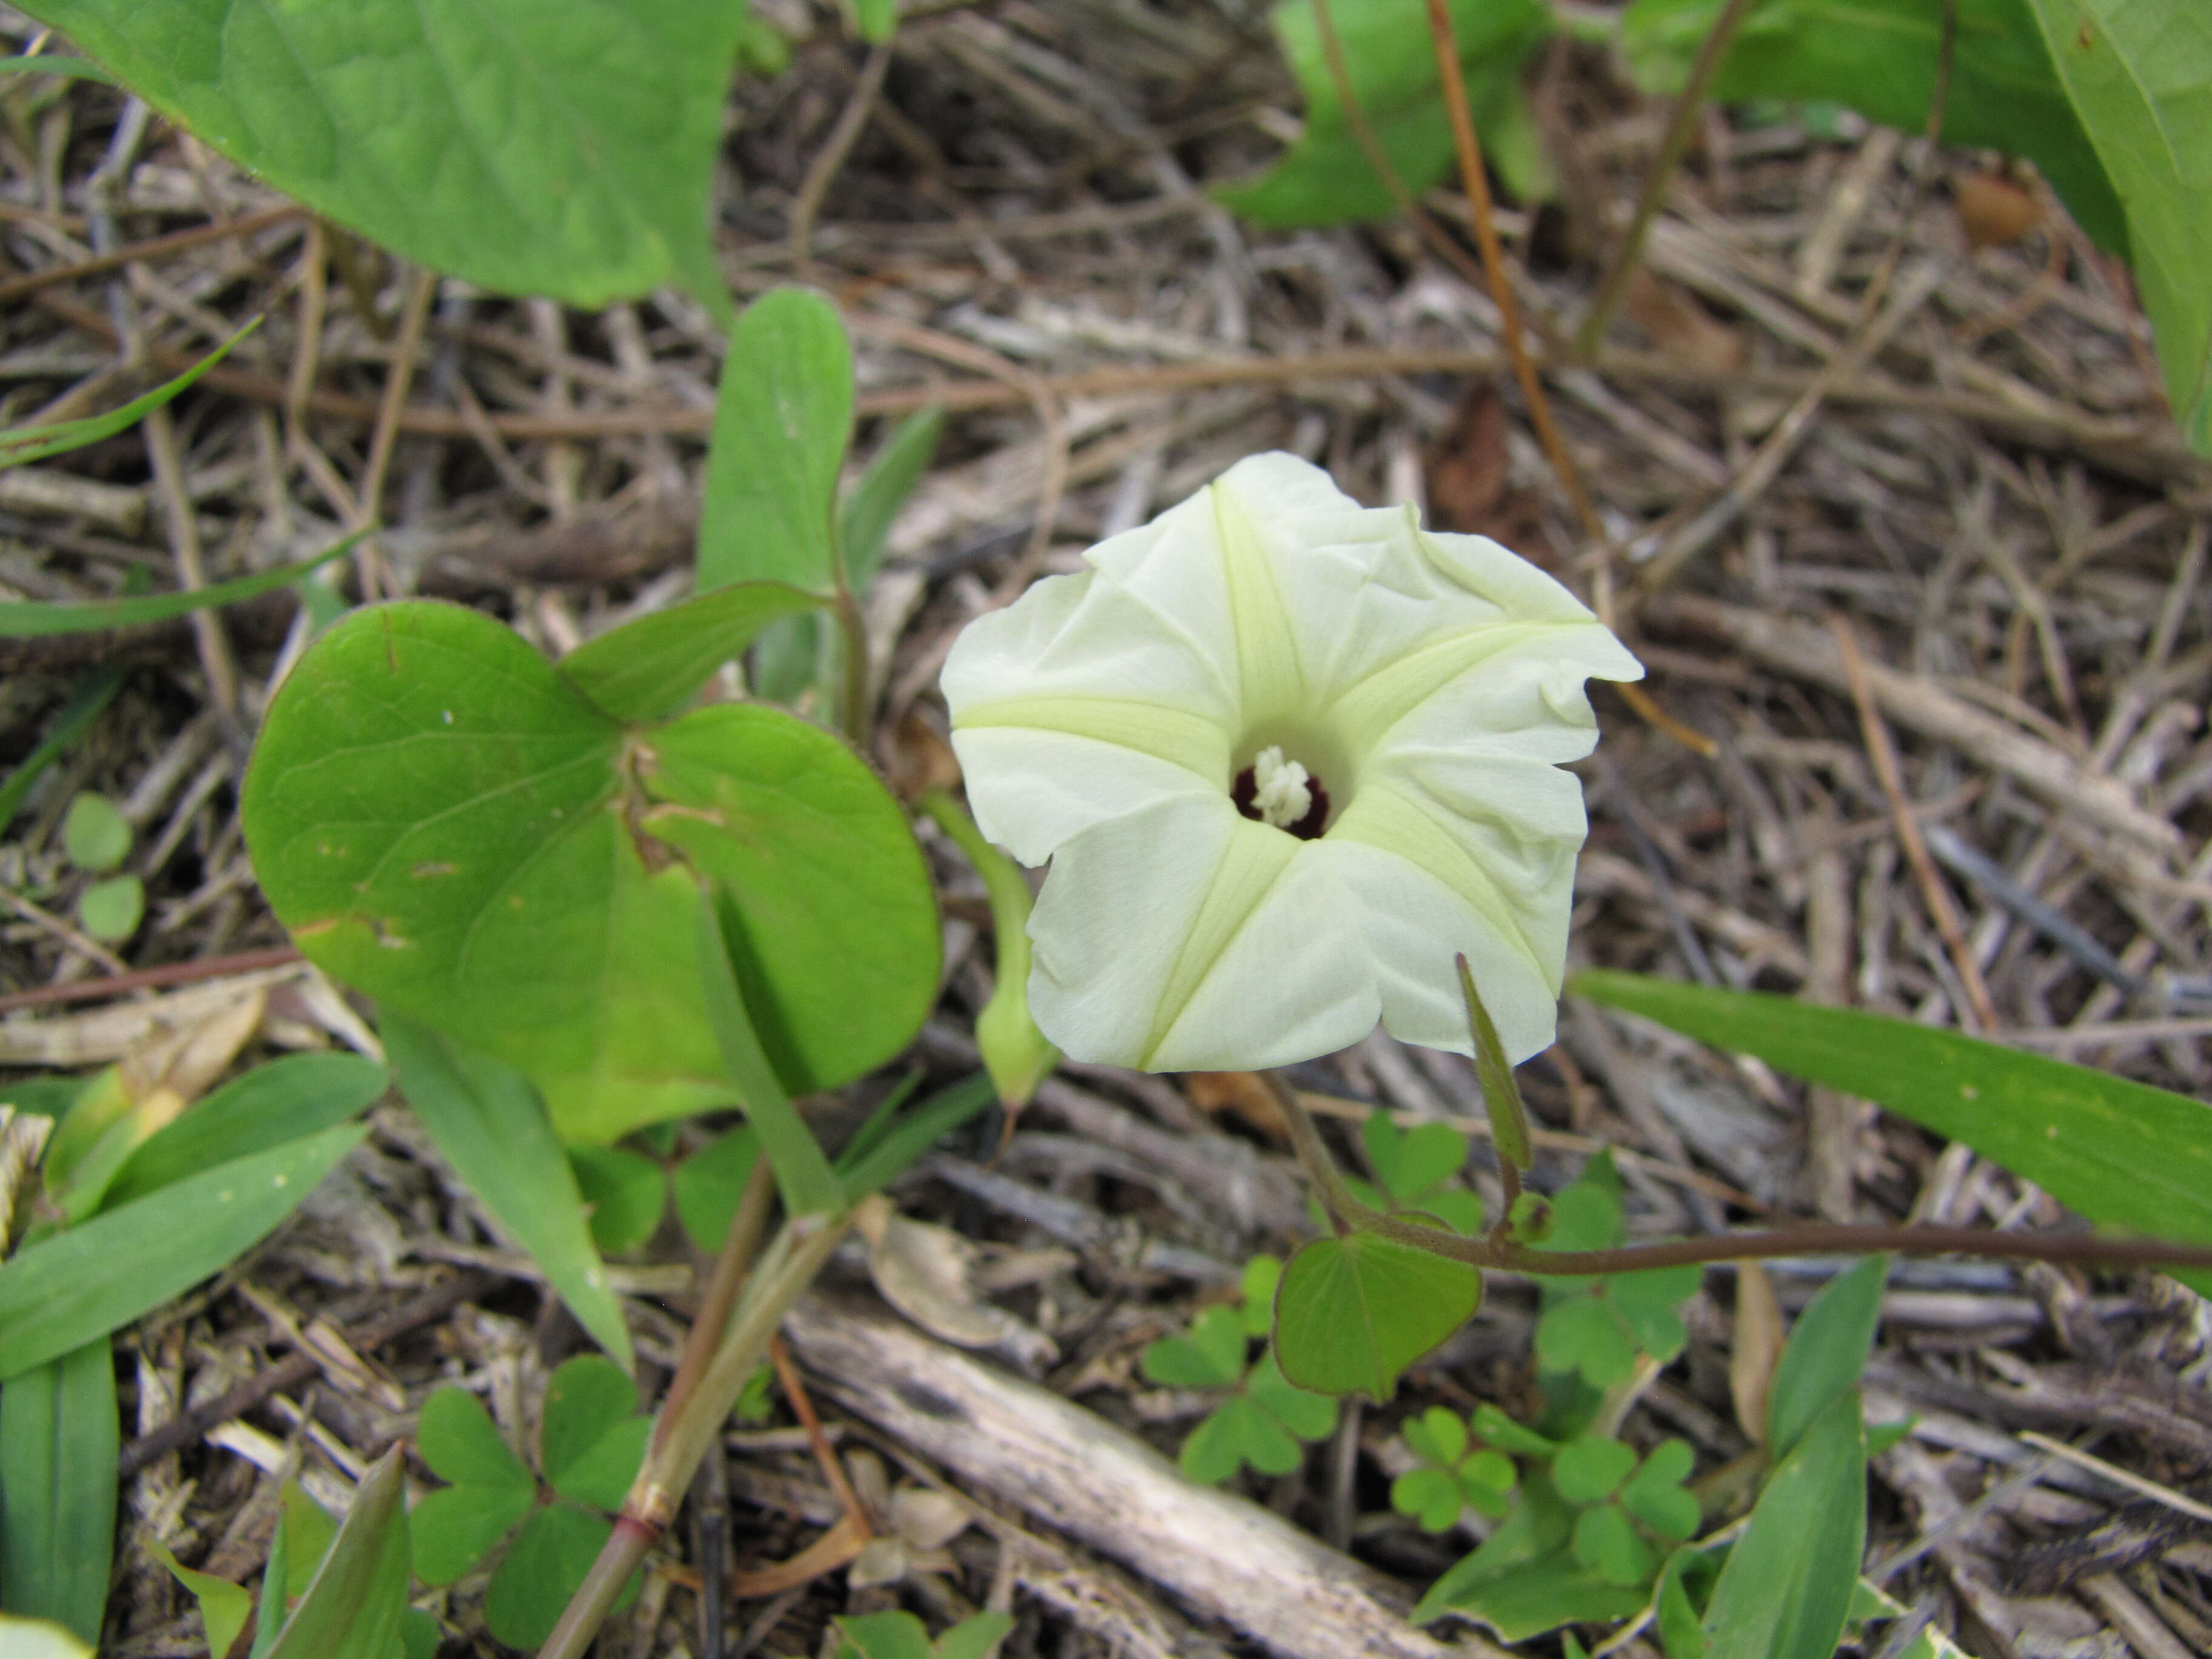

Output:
xmin=1416 ymin=0 xmax=1714 ymax=757
xmin=1417 ymin=0 xmax=1601 ymax=546
xmin=536 ymin=1202 xmax=859 ymax=1659
xmin=1574 ymin=0 xmax=1760 ymax=360
xmin=1263 ymin=1072 xmax=2212 ymax=1279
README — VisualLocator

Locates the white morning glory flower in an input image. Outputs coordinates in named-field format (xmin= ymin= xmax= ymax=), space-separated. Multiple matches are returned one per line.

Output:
xmin=942 ymin=452 xmax=1643 ymax=1073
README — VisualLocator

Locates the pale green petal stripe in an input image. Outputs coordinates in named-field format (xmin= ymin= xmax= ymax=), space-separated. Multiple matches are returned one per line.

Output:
xmin=1142 ymin=820 xmax=1299 ymax=1067
xmin=957 ymin=695 xmax=1230 ymax=780
xmin=1210 ymin=481 xmax=1305 ymax=722
xmin=1330 ymin=622 xmax=1581 ymax=752
xmin=1329 ymin=785 xmax=1555 ymax=991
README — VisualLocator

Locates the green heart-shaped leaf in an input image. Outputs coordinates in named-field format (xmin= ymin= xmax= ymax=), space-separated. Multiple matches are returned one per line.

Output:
xmin=1273 ymin=1230 xmax=1481 ymax=1401
xmin=243 ymin=601 xmax=938 ymax=1142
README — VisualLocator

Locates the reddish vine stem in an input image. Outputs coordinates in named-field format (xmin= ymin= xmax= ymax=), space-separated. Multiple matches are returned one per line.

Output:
xmin=1417 ymin=0 xmax=1601 ymax=546
xmin=1416 ymin=0 xmax=1714 ymax=756
xmin=1265 ymin=1072 xmax=2212 ymax=1279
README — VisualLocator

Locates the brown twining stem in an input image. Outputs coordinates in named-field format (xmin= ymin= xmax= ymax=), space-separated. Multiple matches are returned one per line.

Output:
xmin=1416 ymin=0 xmax=1715 ymax=757
xmin=1574 ymin=0 xmax=1760 ymax=359
xmin=769 ymin=1333 xmax=874 ymax=1540
xmin=1307 ymin=0 xmax=1495 ymax=301
xmin=1418 ymin=0 xmax=1602 ymax=548
xmin=651 ymin=1158 xmax=777 ymax=1470
xmin=1265 ymin=1071 xmax=2212 ymax=1279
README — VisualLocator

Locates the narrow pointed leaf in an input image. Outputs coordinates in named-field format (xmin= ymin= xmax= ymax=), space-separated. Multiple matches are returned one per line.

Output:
xmin=1460 ymin=955 xmax=1532 ymax=1173
xmin=697 ymin=289 xmax=854 ymax=594
xmin=383 ymin=1016 xmax=631 ymax=1366
xmin=0 ymin=537 xmax=353 ymax=637
xmin=840 ymin=408 xmax=943 ymax=587
xmin=264 ymin=1447 xmax=411 ymax=1659
xmin=695 ymin=893 xmax=843 ymax=1217
xmin=0 ymin=320 xmax=253 ymax=468
xmin=0 ymin=1342 xmax=116 ymax=1641
xmin=1701 ymin=1389 xmax=1867 ymax=1659
xmin=0 ymin=1125 xmax=364 ymax=1378
xmin=104 ymin=1052 xmax=387 ymax=1208
xmin=557 ymin=581 xmax=823 ymax=723
xmin=1572 ymin=971 xmax=2212 ymax=1295
xmin=2023 ymin=0 xmax=2212 ymax=449
xmin=1767 ymin=1256 xmax=1888 ymax=1459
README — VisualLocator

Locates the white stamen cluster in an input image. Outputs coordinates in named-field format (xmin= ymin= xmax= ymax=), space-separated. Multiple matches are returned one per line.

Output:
xmin=1250 ymin=745 xmax=1313 ymax=830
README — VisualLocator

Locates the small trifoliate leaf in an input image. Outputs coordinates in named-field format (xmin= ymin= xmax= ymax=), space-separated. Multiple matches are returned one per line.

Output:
xmin=1573 ymin=1503 xmax=1653 ymax=1586
xmin=566 ymin=1146 xmax=666 ymax=1256
xmin=1456 ymin=1449 xmax=1518 ymax=1515
xmin=1535 ymin=1295 xmax=1637 ymax=1387
xmin=1552 ymin=1435 xmax=1637 ymax=1504
xmin=415 ymin=1389 xmax=530 ymax=1490
xmin=1604 ymin=1264 xmax=1702 ymax=1359
xmin=484 ymin=1506 xmax=629 ymax=1649
xmin=1244 ymin=1350 xmax=1338 ymax=1443
xmin=1392 ymin=1466 xmax=1464 ymax=1532
xmin=551 ymin=1416 xmax=649 ymax=1514
xmin=1619 ymin=1438 xmax=1698 ymax=1540
xmin=1403 ymin=1404 xmax=1468 ymax=1467
xmin=539 ymin=1356 xmax=640 ymax=1495
xmin=934 ymin=1610 xmax=1016 ymax=1659
xmin=833 ymin=1610 xmax=935 ymax=1659
xmin=1362 ymin=1114 xmax=1467 ymax=1202
xmin=1546 ymin=1181 xmax=1623 ymax=1254
xmin=407 ymin=1484 xmax=534 ymax=1587
xmin=1142 ymin=1305 xmax=1247 ymax=1389
xmin=672 ymin=1127 xmax=760 ymax=1254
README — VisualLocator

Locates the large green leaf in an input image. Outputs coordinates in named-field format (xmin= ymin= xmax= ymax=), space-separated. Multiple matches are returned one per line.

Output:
xmin=1571 ymin=971 xmax=2212 ymax=1295
xmin=0 ymin=1341 xmax=116 ymax=1641
xmin=21 ymin=2 xmax=744 ymax=307
xmin=1273 ymin=1229 xmax=1481 ymax=1401
xmin=2023 ymin=0 xmax=2212 ymax=451
xmin=0 ymin=1124 xmax=364 ymax=1378
xmin=1701 ymin=1389 xmax=1866 ymax=1659
xmin=242 ymin=601 xmax=939 ymax=1141
xmin=1620 ymin=0 xmax=2127 ymax=252
xmin=1215 ymin=0 xmax=1553 ymax=227
xmin=383 ymin=1015 xmax=631 ymax=1367
xmin=697 ymin=289 xmax=855 ymax=595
